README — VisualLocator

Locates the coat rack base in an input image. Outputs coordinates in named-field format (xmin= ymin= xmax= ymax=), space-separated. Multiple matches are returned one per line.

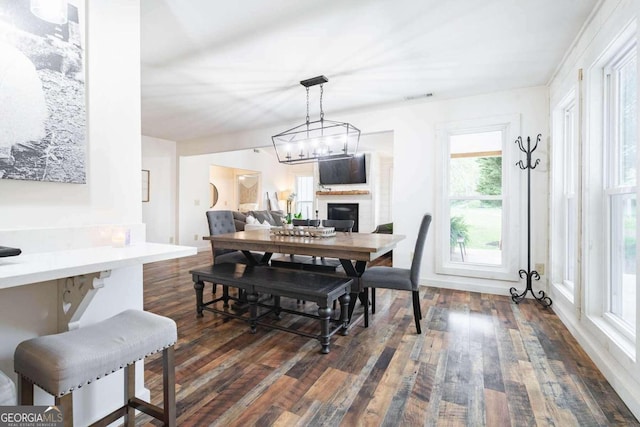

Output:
xmin=509 ymin=269 xmax=552 ymax=307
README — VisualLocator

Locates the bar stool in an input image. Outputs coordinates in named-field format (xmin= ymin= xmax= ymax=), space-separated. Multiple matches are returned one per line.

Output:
xmin=0 ymin=369 xmax=16 ymax=405
xmin=14 ymin=310 xmax=177 ymax=427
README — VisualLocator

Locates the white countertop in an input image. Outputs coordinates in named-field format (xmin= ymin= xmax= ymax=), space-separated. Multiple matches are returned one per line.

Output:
xmin=0 ymin=243 xmax=197 ymax=290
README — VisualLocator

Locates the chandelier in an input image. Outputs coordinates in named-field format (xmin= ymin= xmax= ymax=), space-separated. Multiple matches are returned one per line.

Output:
xmin=272 ymin=75 xmax=360 ymax=165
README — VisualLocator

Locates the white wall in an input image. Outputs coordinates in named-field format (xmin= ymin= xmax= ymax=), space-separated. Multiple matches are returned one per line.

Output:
xmin=178 ymin=149 xmax=303 ymax=248
xmin=142 ymin=135 xmax=177 ymax=243
xmin=178 ymin=86 xmax=549 ymax=295
xmin=548 ymin=0 xmax=640 ymax=418
xmin=0 ymin=1 xmax=145 ymax=424
xmin=0 ymin=1 xmax=142 ymax=228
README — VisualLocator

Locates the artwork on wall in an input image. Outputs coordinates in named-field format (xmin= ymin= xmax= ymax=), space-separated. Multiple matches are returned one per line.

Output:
xmin=142 ymin=170 xmax=150 ymax=202
xmin=268 ymin=192 xmax=280 ymax=211
xmin=237 ymin=173 xmax=260 ymax=211
xmin=0 ymin=0 xmax=86 ymax=183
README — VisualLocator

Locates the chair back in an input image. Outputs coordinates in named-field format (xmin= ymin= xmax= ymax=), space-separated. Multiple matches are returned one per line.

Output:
xmin=206 ymin=211 xmax=237 ymax=257
xmin=410 ymin=214 xmax=432 ymax=286
xmin=322 ymin=219 xmax=354 ymax=232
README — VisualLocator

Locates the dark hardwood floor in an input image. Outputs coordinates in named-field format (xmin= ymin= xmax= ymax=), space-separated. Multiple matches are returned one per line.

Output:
xmin=138 ymin=251 xmax=639 ymax=426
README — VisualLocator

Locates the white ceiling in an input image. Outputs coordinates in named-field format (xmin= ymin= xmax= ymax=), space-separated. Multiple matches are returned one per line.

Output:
xmin=141 ymin=0 xmax=598 ymax=143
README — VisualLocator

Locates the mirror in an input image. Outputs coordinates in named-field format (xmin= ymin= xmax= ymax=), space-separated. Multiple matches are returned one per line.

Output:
xmin=237 ymin=172 xmax=261 ymax=211
xmin=210 ymin=183 xmax=219 ymax=208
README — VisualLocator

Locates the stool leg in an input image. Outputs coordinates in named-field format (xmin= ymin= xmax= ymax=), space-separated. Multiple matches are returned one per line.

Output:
xmin=18 ymin=375 xmax=34 ymax=405
xmin=124 ymin=363 xmax=135 ymax=427
xmin=55 ymin=393 xmax=73 ymax=427
xmin=163 ymin=346 xmax=176 ymax=427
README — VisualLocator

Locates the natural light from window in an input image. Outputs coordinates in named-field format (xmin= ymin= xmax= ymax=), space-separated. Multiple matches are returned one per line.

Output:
xmin=448 ymin=131 xmax=503 ymax=266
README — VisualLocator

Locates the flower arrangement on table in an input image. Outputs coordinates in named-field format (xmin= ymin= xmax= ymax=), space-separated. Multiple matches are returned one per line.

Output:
xmin=285 ymin=192 xmax=297 ymax=224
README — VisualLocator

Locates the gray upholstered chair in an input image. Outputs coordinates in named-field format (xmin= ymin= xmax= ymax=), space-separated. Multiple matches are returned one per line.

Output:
xmin=206 ymin=210 xmax=261 ymax=265
xmin=300 ymin=219 xmax=356 ymax=274
xmin=360 ymin=214 xmax=432 ymax=334
xmin=206 ymin=211 xmax=263 ymax=301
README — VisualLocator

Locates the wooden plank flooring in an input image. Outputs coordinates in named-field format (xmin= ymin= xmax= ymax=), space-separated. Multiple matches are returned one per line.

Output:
xmin=138 ymin=251 xmax=639 ymax=426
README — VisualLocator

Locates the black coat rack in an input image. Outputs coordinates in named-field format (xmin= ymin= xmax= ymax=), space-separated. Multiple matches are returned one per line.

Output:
xmin=509 ymin=134 xmax=552 ymax=307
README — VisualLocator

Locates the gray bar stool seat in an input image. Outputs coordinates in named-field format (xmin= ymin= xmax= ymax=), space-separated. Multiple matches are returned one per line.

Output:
xmin=0 ymin=369 xmax=16 ymax=405
xmin=14 ymin=309 xmax=177 ymax=427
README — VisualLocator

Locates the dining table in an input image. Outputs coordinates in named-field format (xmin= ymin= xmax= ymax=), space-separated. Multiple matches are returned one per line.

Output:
xmin=204 ymin=228 xmax=405 ymax=324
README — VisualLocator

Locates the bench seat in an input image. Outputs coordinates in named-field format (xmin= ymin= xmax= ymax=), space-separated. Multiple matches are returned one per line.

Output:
xmin=190 ymin=264 xmax=353 ymax=353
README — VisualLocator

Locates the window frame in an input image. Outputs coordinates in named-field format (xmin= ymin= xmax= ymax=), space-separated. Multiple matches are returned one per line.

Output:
xmin=435 ymin=114 xmax=521 ymax=281
xmin=583 ymin=19 xmax=638 ymax=355
xmin=602 ymin=40 xmax=637 ymax=340
xmin=550 ymin=89 xmax=579 ymax=303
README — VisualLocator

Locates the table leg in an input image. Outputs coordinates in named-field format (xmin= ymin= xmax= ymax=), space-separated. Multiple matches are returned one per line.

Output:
xmin=340 ymin=260 xmax=368 ymax=322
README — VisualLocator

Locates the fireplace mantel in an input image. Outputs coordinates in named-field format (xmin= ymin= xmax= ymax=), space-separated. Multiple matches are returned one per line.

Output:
xmin=316 ymin=190 xmax=370 ymax=196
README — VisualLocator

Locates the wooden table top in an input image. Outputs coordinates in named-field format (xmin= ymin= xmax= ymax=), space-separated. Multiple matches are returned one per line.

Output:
xmin=205 ymin=229 xmax=404 ymax=262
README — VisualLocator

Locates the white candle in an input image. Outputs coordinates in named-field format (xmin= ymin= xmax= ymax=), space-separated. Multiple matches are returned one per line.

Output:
xmin=111 ymin=227 xmax=131 ymax=248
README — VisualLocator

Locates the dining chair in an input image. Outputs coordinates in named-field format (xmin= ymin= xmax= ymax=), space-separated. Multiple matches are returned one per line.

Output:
xmin=206 ymin=210 xmax=262 ymax=264
xmin=300 ymin=219 xmax=355 ymax=274
xmin=206 ymin=211 xmax=262 ymax=297
xmin=360 ymin=213 xmax=432 ymax=333
xmin=322 ymin=219 xmax=354 ymax=233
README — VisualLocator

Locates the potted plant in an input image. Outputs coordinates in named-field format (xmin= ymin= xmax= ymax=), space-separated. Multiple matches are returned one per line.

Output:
xmin=285 ymin=192 xmax=297 ymax=224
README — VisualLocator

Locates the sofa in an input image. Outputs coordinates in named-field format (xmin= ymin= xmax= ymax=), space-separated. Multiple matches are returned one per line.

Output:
xmin=232 ymin=210 xmax=286 ymax=231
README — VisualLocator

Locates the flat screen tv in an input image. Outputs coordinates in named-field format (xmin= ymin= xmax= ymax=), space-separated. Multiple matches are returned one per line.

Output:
xmin=318 ymin=155 xmax=366 ymax=185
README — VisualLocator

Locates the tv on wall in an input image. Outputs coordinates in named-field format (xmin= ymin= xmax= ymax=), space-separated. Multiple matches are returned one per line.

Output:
xmin=318 ymin=155 xmax=367 ymax=185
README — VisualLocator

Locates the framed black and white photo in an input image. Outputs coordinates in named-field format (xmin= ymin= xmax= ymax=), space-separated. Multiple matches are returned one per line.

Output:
xmin=142 ymin=170 xmax=150 ymax=202
xmin=0 ymin=0 xmax=86 ymax=183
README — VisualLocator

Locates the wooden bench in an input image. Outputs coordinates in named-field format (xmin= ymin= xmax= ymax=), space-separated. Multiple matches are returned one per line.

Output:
xmin=190 ymin=264 xmax=353 ymax=353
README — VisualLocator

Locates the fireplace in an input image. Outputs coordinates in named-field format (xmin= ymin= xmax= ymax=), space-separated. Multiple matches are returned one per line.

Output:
xmin=327 ymin=203 xmax=359 ymax=232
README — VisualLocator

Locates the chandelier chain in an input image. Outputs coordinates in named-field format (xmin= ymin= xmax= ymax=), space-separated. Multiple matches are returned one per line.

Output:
xmin=319 ymin=84 xmax=324 ymax=120
xmin=305 ymin=87 xmax=310 ymax=124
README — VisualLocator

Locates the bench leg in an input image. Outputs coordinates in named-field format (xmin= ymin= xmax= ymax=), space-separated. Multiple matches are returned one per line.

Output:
xmin=318 ymin=306 xmax=332 ymax=354
xmin=246 ymin=292 xmax=259 ymax=333
xmin=339 ymin=293 xmax=351 ymax=336
xmin=274 ymin=296 xmax=282 ymax=319
xmin=194 ymin=280 xmax=204 ymax=317
xmin=222 ymin=285 xmax=230 ymax=308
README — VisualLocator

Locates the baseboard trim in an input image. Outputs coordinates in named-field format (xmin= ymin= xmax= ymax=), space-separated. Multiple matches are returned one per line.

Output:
xmin=422 ymin=275 xmax=513 ymax=296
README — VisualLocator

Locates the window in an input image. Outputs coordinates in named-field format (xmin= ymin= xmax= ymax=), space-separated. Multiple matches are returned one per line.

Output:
xmin=295 ymin=175 xmax=315 ymax=218
xmin=604 ymin=42 xmax=637 ymax=337
xmin=436 ymin=115 xmax=520 ymax=281
xmin=563 ymin=101 xmax=578 ymax=292
xmin=449 ymin=131 xmax=503 ymax=265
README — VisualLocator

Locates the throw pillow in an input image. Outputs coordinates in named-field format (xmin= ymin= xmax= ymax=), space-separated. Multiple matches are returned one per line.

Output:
xmin=270 ymin=210 xmax=286 ymax=225
xmin=249 ymin=210 xmax=276 ymax=225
